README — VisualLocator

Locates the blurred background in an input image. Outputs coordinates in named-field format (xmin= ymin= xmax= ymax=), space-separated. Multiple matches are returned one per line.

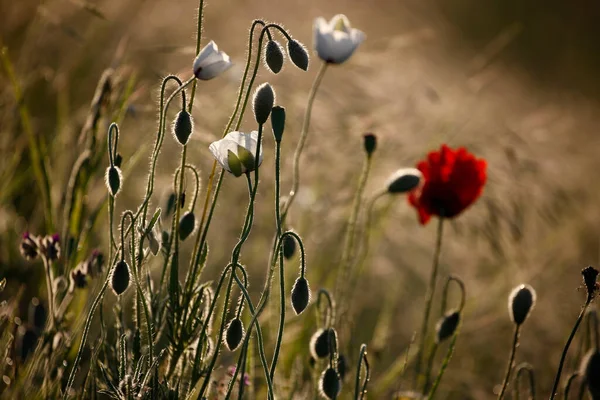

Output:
xmin=2 ymin=0 xmax=600 ymax=398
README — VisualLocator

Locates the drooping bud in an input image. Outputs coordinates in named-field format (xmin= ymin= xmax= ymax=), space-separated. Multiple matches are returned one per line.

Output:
xmin=179 ymin=211 xmax=196 ymax=241
xmin=363 ymin=133 xmax=377 ymax=157
xmin=581 ymin=349 xmax=600 ymax=398
xmin=319 ymin=367 xmax=341 ymax=400
xmin=111 ymin=260 xmax=131 ymax=296
xmin=310 ymin=329 xmax=330 ymax=359
xmin=508 ymin=284 xmax=536 ymax=325
xmin=165 ymin=192 xmax=177 ymax=217
xmin=283 ymin=233 xmax=296 ymax=259
xmin=287 ymin=39 xmax=309 ymax=71
xmin=28 ymin=298 xmax=46 ymax=332
xmin=386 ymin=168 xmax=422 ymax=194
xmin=40 ymin=234 xmax=61 ymax=261
xmin=172 ymin=110 xmax=194 ymax=145
xmin=20 ymin=232 xmax=39 ymax=260
xmin=291 ymin=276 xmax=311 ymax=315
xmin=582 ymin=266 xmax=599 ymax=299
xmin=106 ymin=166 xmax=122 ymax=197
xmin=225 ymin=318 xmax=245 ymax=351
xmin=265 ymin=40 xmax=285 ymax=74
xmin=114 ymin=153 xmax=123 ymax=168
xmin=271 ymin=106 xmax=286 ymax=142
xmin=252 ymin=83 xmax=275 ymax=125
xmin=435 ymin=310 xmax=460 ymax=343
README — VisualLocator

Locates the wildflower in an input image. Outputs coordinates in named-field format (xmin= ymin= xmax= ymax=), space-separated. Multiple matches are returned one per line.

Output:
xmin=265 ymin=40 xmax=285 ymax=74
xmin=408 ymin=145 xmax=487 ymax=224
xmin=291 ymin=276 xmax=311 ymax=315
xmin=20 ymin=232 xmax=39 ymax=260
xmin=287 ymin=39 xmax=310 ymax=70
xmin=227 ymin=366 xmax=251 ymax=386
xmin=252 ymin=83 xmax=275 ymax=125
xmin=192 ymin=40 xmax=233 ymax=80
xmin=69 ymin=267 xmax=87 ymax=292
xmin=319 ymin=367 xmax=341 ymax=399
xmin=85 ymin=249 xmax=105 ymax=277
xmin=508 ymin=284 xmax=536 ymax=326
xmin=209 ymin=131 xmax=263 ymax=177
xmin=40 ymin=234 xmax=61 ymax=261
xmin=386 ymin=168 xmax=422 ymax=194
xmin=111 ymin=260 xmax=130 ymax=296
xmin=314 ymin=14 xmax=365 ymax=64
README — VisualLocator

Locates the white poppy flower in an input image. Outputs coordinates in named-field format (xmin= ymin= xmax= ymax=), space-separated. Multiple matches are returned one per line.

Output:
xmin=313 ymin=14 xmax=365 ymax=64
xmin=193 ymin=40 xmax=233 ymax=80
xmin=209 ymin=131 xmax=264 ymax=177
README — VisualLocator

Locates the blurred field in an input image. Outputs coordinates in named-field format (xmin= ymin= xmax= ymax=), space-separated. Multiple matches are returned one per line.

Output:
xmin=2 ymin=0 xmax=600 ymax=398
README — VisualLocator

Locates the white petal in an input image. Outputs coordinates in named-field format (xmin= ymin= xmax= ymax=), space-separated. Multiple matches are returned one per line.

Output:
xmin=209 ymin=139 xmax=232 ymax=172
xmin=329 ymin=14 xmax=351 ymax=33
xmin=195 ymin=41 xmax=218 ymax=66
xmin=196 ymin=58 xmax=232 ymax=80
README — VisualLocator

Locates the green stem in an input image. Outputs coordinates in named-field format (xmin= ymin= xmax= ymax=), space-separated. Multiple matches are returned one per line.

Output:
xmin=42 ymin=256 xmax=57 ymax=330
xmin=354 ymin=344 xmax=370 ymax=400
xmin=415 ymin=216 xmax=445 ymax=386
xmin=423 ymin=342 xmax=439 ymax=394
xmin=426 ymin=327 xmax=460 ymax=400
xmin=549 ymin=295 xmax=593 ymax=399
xmin=498 ymin=325 xmax=521 ymax=400
xmin=186 ymin=0 xmax=205 ymax=114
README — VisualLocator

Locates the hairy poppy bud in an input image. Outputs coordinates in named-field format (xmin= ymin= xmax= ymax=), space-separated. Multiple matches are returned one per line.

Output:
xmin=20 ymin=232 xmax=39 ymax=260
xmin=271 ymin=106 xmax=286 ymax=142
xmin=582 ymin=266 xmax=599 ymax=298
xmin=114 ymin=153 xmax=123 ymax=168
xmin=173 ymin=110 xmax=194 ymax=145
xmin=283 ymin=233 xmax=296 ymax=259
xmin=319 ymin=367 xmax=341 ymax=399
xmin=386 ymin=168 xmax=422 ymax=194
xmin=363 ymin=133 xmax=377 ymax=157
xmin=287 ymin=39 xmax=309 ymax=71
xmin=508 ymin=284 xmax=536 ymax=325
xmin=436 ymin=310 xmax=460 ymax=343
xmin=40 ymin=234 xmax=61 ymax=261
xmin=581 ymin=349 xmax=600 ymax=398
xmin=291 ymin=276 xmax=311 ymax=315
xmin=28 ymin=298 xmax=46 ymax=332
xmin=310 ymin=329 xmax=330 ymax=359
xmin=111 ymin=260 xmax=131 ymax=295
xmin=225 ymin=318 xmax=244 ymax=351
xmin=265 ymin=40 xmax=285 ymax=74
xmin=179 ymin=212 xmax=196 ymax=241
xmin=106 ymin=166 xmax=122 ymax=197
xmin=165 ymin=192 xmax=177 ymax=217
xmin=253 ymin=83 xmax=275 ymax=125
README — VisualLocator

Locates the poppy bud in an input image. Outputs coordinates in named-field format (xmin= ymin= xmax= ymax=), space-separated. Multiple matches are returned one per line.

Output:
xmin=310 ymin=329 xmax=330 ymax=359
xmin=363 ymin=133 xmax=377 ymax=157
xmin=435 ymin=310 xmax=460 ymax=343
xmin=337 ymin=354 xmax=348 ymax=380
xmin=271 ymin=106 xmax=286 ymax=142
xmin=173 ymin=110 xmax=194 ymax=146
xmin=40 ymin=234 xmax=61 ymax=261
xmin=580 ymin=349 xmax=600 ymax=398
xmin=225 ymin=318 xmax=244 ymax=351
xmin=179 ymin=212 xmax=196 ymax=241
xmin=508 ymin=284 xmax=536 ymax=325
xmin=28 ymin=298 xmax=46 ymax=331
xmin=319 ymin=367 xmax=341 ymax=399
xmin=162 ymin=231 xmax=170 ymax=250
xmin=165 ymin=192 xmax=177 ymax=217
xmin=114 ymin=153 xmax=123 ymax=168
xmin=252 ymin=83 xmax=275 ymax=125
xmin=287 ymin=39 xmax=309 ymax=71
xmin=386 ymin=168 xmax=422 ymax=194
xmin=265 ymin=40 xmax=285 ymax=74
xmin=20 ymin=232 xmax=39 ymax=260
xmin=111 ymin=260 xmax=131 ymax=295
xmin=106 ymin=166 xmax=122 ymax=197
xmin=582 ymin=266 xmax=599 ymax=298
xmin=291 ymin=276 xmax=311 ymax=315
xmin=283 ymin=233 xmax=296 ymax=259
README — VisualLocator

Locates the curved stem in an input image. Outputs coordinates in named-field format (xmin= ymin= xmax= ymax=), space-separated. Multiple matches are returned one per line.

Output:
xmin=415 ymin=216 xmax=445 ymax=386
xmin=564 ymin=373 xmax=579 ymax=400
xmin=549 ymin=295 xmax=593 ymax=399
xmin=441 ymin=275 xmax=466 ymax=314
xmin=498 ymin=325 xmax=521 ymax=400
xmin=513 ymin=363 xmax=536 ymax=400
xmin=354 ymin=344 xmax=370 ymax=400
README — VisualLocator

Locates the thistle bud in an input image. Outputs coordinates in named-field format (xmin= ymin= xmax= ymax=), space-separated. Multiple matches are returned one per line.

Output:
xmin=253 ymin=83 xmax=275 ymax=125
xmin=582 ymin=266 xmax=599 ymax=298
xmin=287 ymin=39 xmax=309 ymax=71
xmin=508 ymin=284 xmax=536 ymax=325
xmin=435 ymin=310 xmax=460 ymax=343
xmin=271 ymin=106 xmax=286 ymax=142
xmin=179 ymin=212 xmax=196 ymax=241
xmin=20 ymin=232 xmax=39 ymax=260
xmin=69 ymin=267 xmax=88 ymax=292
xmin=111 ymin=260 xmax=131 ymax=296
xmin=310 ymin=329 xmax=330 ymax=359
xmin=86 ymin=249 xmax=105 ymax=277
xmin=106 ymin=166 xmax=122 ymax=197
xmin=173 ymin=110 xmax=194 ymax=145
xmin=265 ymin=40 xmax=285 ymax=74
xmin=580 ymin=349 xmax=600 ymax=398
xmin=291 ymin=276 xmax=311 ymax=315
xmin=319 ymin=367 xmax=341 ymax=400
xmin=28 ymin=298 xmax=46 ymax=332
xmin=40 ymin=234 xmax=61 ymax=261
xmin=386 ymin=168 xmax=422 ymax=194
xmin=283 ymin=233 xmax=296 ymax=259
xmin=363 ymin=133 xmax=377 ymax=157
xmin=225 ymin=318 xmax=244 ymax=351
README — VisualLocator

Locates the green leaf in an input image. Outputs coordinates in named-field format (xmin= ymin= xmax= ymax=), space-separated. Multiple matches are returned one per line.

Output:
xmin=147 ymin=208 xmax=162 ymax=233
xmin=227 ymin=150 xmax=243 ymax=177
xmin=236 ymin=145 xmax=255 ymax=172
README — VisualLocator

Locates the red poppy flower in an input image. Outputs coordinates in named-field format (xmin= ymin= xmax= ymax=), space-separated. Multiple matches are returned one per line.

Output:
xmin=408 ymin=145 xmax=487 ymax=224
